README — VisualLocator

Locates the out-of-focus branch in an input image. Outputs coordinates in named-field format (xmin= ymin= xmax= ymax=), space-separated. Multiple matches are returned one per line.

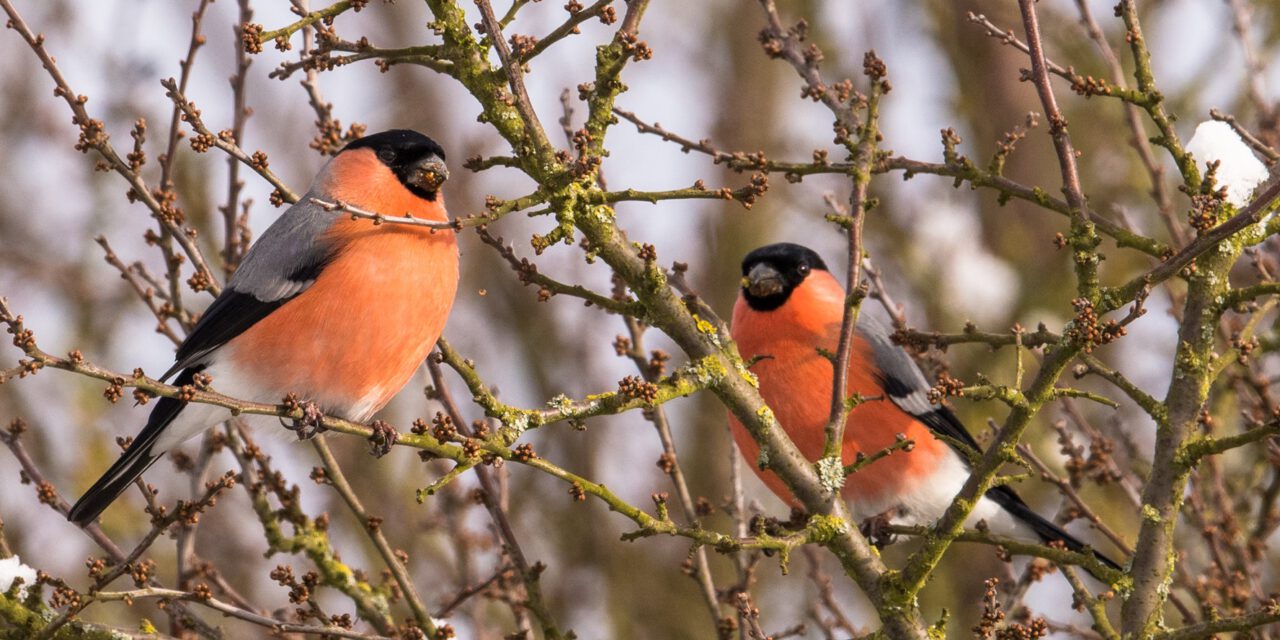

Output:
xmin=967 ymin=11 xmax=1144 ymax=106
xmin=90 ymin=587 xmax=391 ymax=639
xmin=518 ymin=0 xmax=615 ymax=63
xmin=0 ymin=421 xmax=222 ymax=638
xmin=160 ymin=78 xmax=299 ymax=205
xmin=818 ymin=55 xmax=882 ymax=466
xmin=893 ymin=324 xmax=1061 ymax=352
xmin=1152 ymin=604 xmax=1280 ymax=640
xmin=95 ymin=236 xmax=186 ymax=345
xmin=1060 ymin=566 xmax=1121 ymax=640
xmin=1223 ymin=0 xmax=1273 ymax=124
xmin=1018 ymin=0 xmax=1099 ymax=300
xmin=257 ymin=0 xmax=359 ymax=45
xmin=475 ymin=226 xmax=645 ymax=315
xmin=310 ymin=436 xmax=436 ymax=636
xmin=1107 ymin=173 xmax=1280 ymax=310
xmin=883 ymin=525 xmax=1125 ymax=586
xmin=221 ymin=0 xmax=255 ymax=274
xmin=0 ymin=0 xmax=222 ymax=296
xmin=1071 ymin=0 xmax=1182 ymax=245
xmin=1115 ymin=0 xmax=1197 ymax=189
xmin=613 ymin=106 xmax=1168 ymax=257
xmin=619 ymin=317 xmax=723 ymax=626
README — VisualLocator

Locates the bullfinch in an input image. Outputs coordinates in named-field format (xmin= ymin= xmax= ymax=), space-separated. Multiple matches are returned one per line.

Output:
xmin=728 ymin=243 xmax=1120 ymax=572
xmin=69 ymin=130 xmax=459 ymax=526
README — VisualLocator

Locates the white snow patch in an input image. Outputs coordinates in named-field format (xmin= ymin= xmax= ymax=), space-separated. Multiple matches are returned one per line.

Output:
xmin=0 ymin=556 xmax=38 ymax=598
xmin=1185 ymin=120 xmax=1270 ymax=208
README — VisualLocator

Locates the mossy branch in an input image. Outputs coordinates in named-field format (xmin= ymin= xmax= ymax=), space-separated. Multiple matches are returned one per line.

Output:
xmin=883 ymin=525 xmax=1127 ymax=586
xmin=257 ymin=1 xmax=357 ymax=45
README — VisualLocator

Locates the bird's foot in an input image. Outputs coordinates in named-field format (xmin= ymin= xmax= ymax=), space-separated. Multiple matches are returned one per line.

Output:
xmin=368 ymin=420 xmax=398 ymax=458
xmin=281 ymin=394 xmax=327 ymax=440
xmin=860 ymin=511 xmax=898 ymax=548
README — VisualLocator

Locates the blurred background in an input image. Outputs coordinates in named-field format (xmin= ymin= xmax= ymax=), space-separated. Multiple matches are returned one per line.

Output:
xmin=1 ymin=0 xmax=1278 ymax=637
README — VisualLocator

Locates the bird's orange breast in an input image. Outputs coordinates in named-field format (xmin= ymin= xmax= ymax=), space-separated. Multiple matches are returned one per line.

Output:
xmin=727 ymin=275 xmax=949 ymax=508
xmin=228 ymin=183 xmax=458 ymax=420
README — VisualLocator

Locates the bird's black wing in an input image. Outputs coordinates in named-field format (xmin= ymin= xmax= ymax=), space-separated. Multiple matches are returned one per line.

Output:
xmin=161 ymin=200 xmax=339 ymax=380
xmin=162 ymin=290 xmax=288 ymax=380
xmin=69 ymin=367 xmax=200 ymax=525
xmin=857 ymin=313 xmax=1123 ymax=573
xmin=857 ymin=313 xmax=984 ymax=456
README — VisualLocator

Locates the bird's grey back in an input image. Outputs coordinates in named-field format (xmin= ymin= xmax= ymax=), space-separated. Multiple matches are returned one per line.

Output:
xmin=228 ymin=194 xmax=340 ymax=302
xmin=857 ymin=312 xmax=935 ymax=416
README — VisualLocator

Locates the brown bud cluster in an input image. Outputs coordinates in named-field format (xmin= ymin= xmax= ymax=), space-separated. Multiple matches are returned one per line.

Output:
xmin=368 ymin=420 xmax=398 ymax=457
xmin=613 ymin=335 xmax=632 ymax=356
xmin=187 ymin=269 xmax=212 ymax=292
xmin=411 ymin=418 xmax=429 ymax=435
xmin=127 ymin=119 xmax=148 ymax=170
xmin=656 ymin=452 xmax=675 ymax=475
xmin=311 ymin=121 xmax=367 ymax=156
xmin=50 ymin=583 xmax=81 ymax=609
xmin=863 ymin=50 xmax=887 ymax=80
xmin=461 ymin=438 xmax=481 ymax=459
xmin=1064 ymin=298 xmax=1125 ymax=352
xmin=514 ymin=442 xmax=537 ymax=462
xmin=430 ymin=412 xmax=457 ymax=440
xmin=131 ymin=558 xmax=157 ymax=587
xmin=241 ymin=23 xmax=264 ymax=54
xmin=618 ymin=375 xmax=659 ymax=403
xmin=509 ymin=33 xmax=538 ymax=58
xmin=104 ymin=377 xmax=125 ymax=403
xmin=190 ymin=132 xmax=216 ymax=152
xmin=1070 ymin=72 xmax=1113 ymax=98
xmin=617 ymin=31 xmax=652 ymax=62
xmin=7 ymin=418 xmax=28 ymax=437
xmin=72 ymin=114 xmax=108 ymax=154
xmin=271 ymin=565 xmax=319 ymax=605
xmin=648 ymin=350 xmax=670 ymax=377
xmin=249 ymin=150 xmax=270 ymax=170
xmin=926 ymin=372 xmax=965 ymax=404
xmin=1187 ymin=161 xmax=1230 ymax=233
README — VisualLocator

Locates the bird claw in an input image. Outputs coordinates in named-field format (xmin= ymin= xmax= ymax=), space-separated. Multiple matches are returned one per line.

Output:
xmin=368 ymin=420 xmax=398 ymax=458
xmin=280 ymin=397 xmax=326 ymax=440
xmin=859 ymin=511 xmax=898 ymax=548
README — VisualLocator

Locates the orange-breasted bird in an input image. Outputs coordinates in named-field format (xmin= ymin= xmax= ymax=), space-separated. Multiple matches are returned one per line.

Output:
xmin=69 ymin=130 xmax=459 ymax=526
xmin=728 ymin=243 xmax=1119 ymax=572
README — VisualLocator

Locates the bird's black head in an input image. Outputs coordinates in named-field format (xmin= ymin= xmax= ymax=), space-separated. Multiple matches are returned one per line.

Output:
xmin=343 ymin=129 xmax=449 ymax=201
xmin=740 ymin=243 xmax=829 ymax=311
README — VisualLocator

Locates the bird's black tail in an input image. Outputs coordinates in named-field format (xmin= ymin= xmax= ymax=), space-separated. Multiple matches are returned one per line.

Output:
xmin=985 ymin=484 xmax=1123 ymax=578
xmin=68 ymin=370 xmax=196 ymax=527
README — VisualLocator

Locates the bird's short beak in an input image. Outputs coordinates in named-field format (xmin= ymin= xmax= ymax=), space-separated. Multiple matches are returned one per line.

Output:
xmin=746 ymin=263 xmax=785 ymax=297
xmin=411 ymin=155 xmax=449 ymax=192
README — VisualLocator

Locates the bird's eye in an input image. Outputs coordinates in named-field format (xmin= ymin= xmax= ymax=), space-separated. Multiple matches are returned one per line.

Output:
xmin=377 ymin=148 xmax=397 ymax=163
xmin=798 ymin=264 xmax=811 ymax=275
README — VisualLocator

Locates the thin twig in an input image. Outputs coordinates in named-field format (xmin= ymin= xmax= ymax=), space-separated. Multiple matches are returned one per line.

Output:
xmin=311 ymin=436 xmax=436 ymax=636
